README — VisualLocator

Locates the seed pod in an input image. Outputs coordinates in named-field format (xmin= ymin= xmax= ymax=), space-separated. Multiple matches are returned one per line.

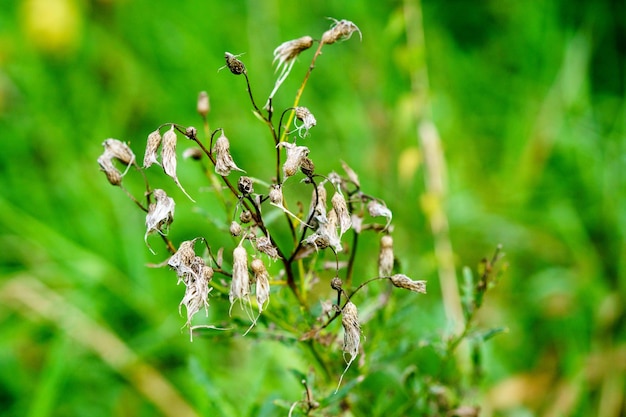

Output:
xmin=268 ymin=184 xmax=283 ymax=205
xmin=229 ymin=221 xmax=242 ymax=237
xmin=330 ymin=277 xmax=343 ymax=291
xmin=229 ymin=245 xmax=250 ymax=310
xmin=239 ymin=210 xmax=252 ymax=224
xmin=145 ymin=189 xmax=175 ymax=250
xmin=197 ymin=91 xmax=210 ymax=118
xmin=255 ymin=236 xmax=279 ymax=260
xmin=331 ymin=191 xmax=351 ymax=237
xmin=273 ymin=36 xmax=314 ymax=71
xmin=162 ymin=126 xmax=195 ymax=201
xmin=167 ymin=239 xmax=196 ymax=276
xmin=300 ymin=156 xmax=315 ymax=177
xmin=341 ymin=301 xmax=361 ymax=364
xmin=321 ymin=18 xmax=362 ymax=45
xmin=185 ymin=126 xmax=197 ymax=140
xmin=224 ymin=52 xmax=246 ymax=75
xmin=390 ymin=274 xmax=427 ymax=294
xmin=143 ymin=129 xmax=162 ymax=168
xmin=277 ymin=142 xmax=309 ymax=179
xmin=237 ymin=176 xmax=254 ymax=195
xmin=102 ymin=138 xmax=135 ymax=166
xmin=214 ymin=131 xmax=245 ymax=176
xmin=250 ymin=258 xmax=270 ymax=312
xmin=378 ymin=235 xmax=394 ymax=276
xmin=97 ymin=154 xmax=122 ymax=186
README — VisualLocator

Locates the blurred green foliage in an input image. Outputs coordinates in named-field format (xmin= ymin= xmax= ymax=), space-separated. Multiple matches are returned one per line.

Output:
xmin=0 ymin=0 xmax=624 ymax=416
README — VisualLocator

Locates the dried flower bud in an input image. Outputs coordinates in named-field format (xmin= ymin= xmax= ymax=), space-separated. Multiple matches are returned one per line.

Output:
xmin=167 ymin=239 xmax=196 ymax=275
xmin=103 ymin=138 xmax=135 ymax=166
xmin=185 ymin=126 xmax=197 ymax=140
xmin=250 ymin=258 xmax=270 ymax=312
xmin=183 ymin=147 xmax=203 ymax=160
xmin=239 ymin=210 xmax=252 ymax=224
xmin=162 ymin=126 xmax=195 ymax=201
xmin=143 ymin=129 xmax=162 ymax=168
xmin=331 ymin=191 xmax=351 ymax=237
xmin=179 ymin=256 xmax=213 ymax=329
xmin=229 ymin=221 xmax=242 ymax=237
xmin=324 ymin=208 xmax=343 ymax=252
xmin=341 ymin=160 xmax=360 ymax=188
xmin=331 ymin=277 xmax=343 ymax=291
xmin=294 ymin=106 xmax=316 ymax=137
xmin=300 ymin=156 xmax=315 ymax=177
xmin=229 ymin=245 xmax=251 ymax=311
xmin=145 ymin=189 xmax=175 ymax=249
xmin=378 ymin=235 xmax=394 ymax=276
xmin=390 ymin=274 xmax=427 ymax=294
xmin=367 ymin=200 xmax=392 ymax=228
xmin=97 ymin=154 xmax=122 ymax=186
xmin=214 ymin=131 xmax=245 ymax=176
xmin=321 ymin=18 xmax=362 ymax=45
xmin=268 ymin=184 xmax=283 ymax=205
xmin=342 ymin=301 xmax=360 ymax=357
xmin=197 ymin=91 xmax=210 ymax=117
xmin=277 ymin=142 xmax=309 ymax=179
xmin=224 ymin=52 xmax=246 ymax=75
xmin=273 ymin=36 xmax=314 ymax=72
xmin=255 ymin=236 xmax=279 ymax=260
xmin=237 ymin=176 xmax=254 ymax=195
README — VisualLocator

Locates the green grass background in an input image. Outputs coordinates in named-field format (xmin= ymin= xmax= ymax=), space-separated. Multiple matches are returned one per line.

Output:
xmin=0 ymin=0 xmax=624 ymax=416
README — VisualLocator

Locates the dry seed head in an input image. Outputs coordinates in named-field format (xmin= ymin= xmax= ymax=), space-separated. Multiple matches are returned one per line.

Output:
xmin=229 ymin=221 xmax=242 ymax=237
xmin=269 ymin=184 xmax=283 ymax=205
xmin=331 ymin=191 xmax=351 ymax=236
xmin=97 ymin=154 xmax=122 ymax=186
xmin=294 ymin=106 xmax=316 ymax=137
xmin=273 ymin=36 xmax=314 ymax=70
xmin=250 ymin=258 xmax=271 ymax=312
xmin=197 ymin=91 xmax=210 ymax=117
xmin=330 ymin=277 xmax=343 ymax=291
xmin=239 ymin=210 xmax=252 ymax=224
xmin=378 ymin=235 xmax=394 ymax=276
xmin=237 ymin=176 xmax=254 ymax=195
xmin=214 ymin=132 xmax=245 ymax=176
xmin=168 ymin=239 xmax=196 ymax=274
xmin=145 ymin=188 xmax=175 ymax=246
xmin=224 ymin=52 xmax=246 ymax=75
xmin=103 ymin=138 xmax=136 ymax=166
xmin=255 ymin=235 xmax=279 ymax=260
xmin=367 ymin=200 xmax=393 ymax=227
xmin=341 ymin=301 xmax=361 ymax=362
xmin=229 ymin=245 xmax=250 ymax=308
xmin=162 ymin=126 xmax=195 ymax=201
xmin=143 ymin=129 xmax=162 ymax=168
xmin=321 ymin=18 xmax=362 ymax=45
xmin=277 ymin=142 xmax=310 ymax=179
xmin=300 ymin=156 xmax=315 ymax=177
xmin=185 ymin=126 xmax=197 ymax=140
xmin=390 ymin=274 xmax=427 ymax=294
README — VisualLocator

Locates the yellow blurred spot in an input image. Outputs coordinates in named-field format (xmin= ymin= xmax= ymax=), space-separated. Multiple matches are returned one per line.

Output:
xmin=397 ymin=146 xmax=421 ymax=183
xmin=21 ymin=0 xmax=82 ymax=55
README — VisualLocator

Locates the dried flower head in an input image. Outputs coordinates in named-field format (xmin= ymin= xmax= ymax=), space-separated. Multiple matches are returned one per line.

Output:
xmin=184 ymin=126 xmax=197 ymax=140
xmin=239 ymin=210 xmax=253 ymax=224
xmin=229 ymin=245 xmax=251 ymax=313
xmin=337 ymin=300 xmax=361 ymax=392
xmin=143 ymin=129 xmax=162 ymax=168
xmin=97 ymin=154 xmax=122 ymax=186
xmin=229 ymin=221 xmax=242 ymax=237
xmin=182 ymin=147 xmax=203 ymax=160
xmin=250 ymin=258 xmax=271 ymax=312
xmin=390 ymin=274 xmax=427 ymax=294
xmin=237 ymin=176 xmax=254 ymax=195
xmin=300 ymin=156 xmax=315 ymax=177
xmin=367 ymin=200 xmax=393 ymax=228
xmin=294 ymin=106 xmax=317 ymax=137
xmin=167 ymin=239 xmax=196 ymax=273
xmin=321 ymin=18 xmax=362 ymax=45
xmin=378 ymin=235 xmax=394 ymax=276
xmin=214 ymin=131 xmax=245 ymax=176
xmin=304 ymin=182 xmax=328 ymax=230
xmin=197 ymin=91 xmax=210 ymax=118
xmin=224 ymin=52 xmax=246 ymax=75
xmin=331 ymin=191 xmax=351 ymax=237
xmin=269 ymin=184 xmax=283 ymax=205
xmin=277 ymin=142 xmax=310 ymax=179
xmin=255 ymin=235 xmax=279 ymax=260
xmin=162 ymin=126 xmax=195 ymax=201
xmin=144 ymin=189 xmax=175 ymax=251
xmin=179 ymin=257 xmax=213 ymax=328
xmin=273 ymin=36 xmax=314 ymax=72
xmin=102 ymin=138 xmax=135 ymax=166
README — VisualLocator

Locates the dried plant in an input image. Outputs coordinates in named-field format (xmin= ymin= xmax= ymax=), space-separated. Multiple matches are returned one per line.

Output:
xmin=96 ymin=17 xmax=506 ymax=415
